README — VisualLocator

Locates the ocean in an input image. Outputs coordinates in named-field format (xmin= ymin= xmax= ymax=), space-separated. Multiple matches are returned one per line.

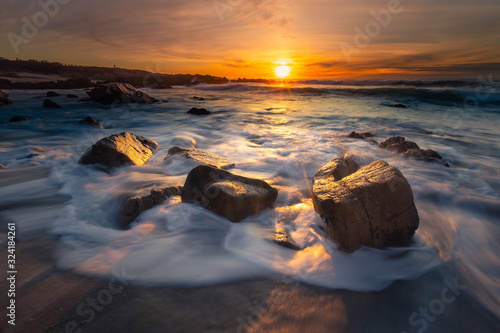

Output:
xmin=1 ymin=79 xmax=499 ymax=324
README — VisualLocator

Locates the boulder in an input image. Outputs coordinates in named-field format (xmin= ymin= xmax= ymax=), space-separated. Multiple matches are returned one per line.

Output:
xmin=379 ymin=136 xmax=419 ymax=153
xmin=268 ymin=226 xmax=300 ymax=250
xmin=78 ymin=116 xmax=103 ymax=129
xmin=78 ymin=132 xmax=158 ymax=168
xmin=118 ymin=186 xmax=182 ymax=228
xmin=43 ymin=99 xmax=62 ymax=109
xmin=403 ymin=148 xmax=442 ymax=161
xmin=87 ymin=83 xmax=158 ymax=104
xmin=165 ymin=146 xmax=235 ymax=170
xmin=187 ymin=107 xmax=211 ymax=115
xmin=312 ymin=155 xmax=359 ymax=183
xmin=181 ymin=165 xmax=278 ymax=222
xmin=347 ymin=131 xmax=373 ymax=140
xmin=312 ymin=159 xmax=419 ymax=252
xmin=9 ymin=116 xmax=29 ymax=123
xmin=0 ymin=90 xmax=12 ymax=106
xmin=46 ymin=91 xmax=60 ymax=97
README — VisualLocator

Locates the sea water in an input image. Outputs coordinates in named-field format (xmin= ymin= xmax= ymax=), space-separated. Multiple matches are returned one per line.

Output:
xmin=0 ymin=79 xmax=499 ymax=316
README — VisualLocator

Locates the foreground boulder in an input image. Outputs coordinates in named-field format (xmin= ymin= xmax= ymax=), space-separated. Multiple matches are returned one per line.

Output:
xmin=312 ymin=159 xmax=419 ymax=252
xmin=78 ymin=116 xmax=103 ymax=129
xmin=78 ymin=132 xmax=158 ymax=168
xmin=118 ymin=186 xmax=182 ymax=228
xmin=181 ymin=165 xmax=278 ymax=222
xmin=0 ymin=90 xmax=12 ymax=106
xmin=87 ymin=83 xmax=158 ymax=104
xmin=165 ymin=146 xmax=235 ymax=169
xmin=43 ymin=99 xmax=62 ymax=109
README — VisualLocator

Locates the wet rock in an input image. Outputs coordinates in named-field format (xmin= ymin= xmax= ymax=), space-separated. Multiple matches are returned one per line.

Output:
xmin=43 ymin=99 xmax=62 ymax=109
xmin=403 ymin=148 xmax=442 ymax=161
xmin=270 ymin=226 xmax=301 ymax=250
xmin=165 ymin=146 xmax=235 ymax=169
xmin=46 ymin=91 xmax=60 ymax=97
xmin=9 ymin=116 xmax=29 ymax=123
xmin=181 ymin=165 xmax=278 ymax=222
xmin=0 ymin=90 xmax=12 ymax=106
xmin=0 ymin=164 xmax=4 ymax=168
xmin=347 ymin=131 xmax=373 ymax=140
xmin=78 ymin=132 xmax=158 ymax=168
xmin=118 ymin=186 xmax=182 ymax=228
xmin=193 ymin=96 xmax=205 ymax=101
xmin=187 ymin=107 xmax=211 ymax=115
xmin=87 ymin=83 xmax=158 ymax=104
xmin=78 ymin=116 xmax=103 ymax=129
xmin=389 ymin=103 xmax=407 ymax=108
xmin=313 ymin=154 xmax=359 ymax=183
xmin=379 ymin=136 xmax=419 ymax=153
xmin=312 ymin=160 xmax=419 ymax=252
xmin=67 ymin=94 xmax=78 ymax=98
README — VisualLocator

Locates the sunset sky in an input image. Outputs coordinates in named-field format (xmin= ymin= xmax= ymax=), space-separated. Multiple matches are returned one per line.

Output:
xmin=1 ymin=0 xmax=499 ymax=79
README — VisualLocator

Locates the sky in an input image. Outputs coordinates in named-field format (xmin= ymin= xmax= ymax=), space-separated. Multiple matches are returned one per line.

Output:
xmin=1 ymin=0 xmax=500 ymax=79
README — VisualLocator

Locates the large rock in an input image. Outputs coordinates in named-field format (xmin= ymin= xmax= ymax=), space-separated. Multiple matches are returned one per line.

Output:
xmin=312 ymin=154 xmax=360 ymax=183
xmin=78 ymin=132 xmax=158 ymax=168
xmin=87 ymin=83 xmax=158 ymax=104
xmin=164 ymin=146 xmax=235 ymax=170
xmin=118 ymin=186 xmax=182 ymax=228
xmin=379 ymin=136 xmax=419 ymax=153
xmin=181 ymin=165 xmax=278 ymax=222
xmin=0 ymin=90 xmax=13 ymax=106
xmin=312 ymin=159 xmax=419 ymax=252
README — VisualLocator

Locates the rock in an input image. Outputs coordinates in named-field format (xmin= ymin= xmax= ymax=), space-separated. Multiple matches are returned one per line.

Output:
xmin=313 ymin=155 xmax=359 ymax=183
xmin=9 ymin=116 xmax=29 ymax=123
xmin=78 ymin=116 xmax=103 ymax=129
xmin=118 ymin=186 xmax=182 ymax=228
xmin=312 ymin=160 xmax=419 ymax=252
xmin=78 ymin=132 xmax=158 ymax=168
xmin=67 ymin=94 xmax=78 ymax=98
xmin=43 ymin=99 xmax=62 ymax=109
xmin=389 ymin=103 xmax=407 ymax=108
xmin=87 ymin=83 xmax=158 ymax=104
xmin=403 ymin=148 xmax=442 ymax=161
xmin=0 ymin=90 xmax=12 ymax=106
xmin=362 ymin=132 xmax=373 ymax=137
xmin=169 ymin=136 xmax=197 ymax=149
xmin=0 ymin=164 xmax=4 ymax=168
xmin=187 ymin=107 xmax=211 ymax=115
xmin=46 ymin=91 xmax=60 ymax=97
xmin=165 ymin=146 xmax=235 ymax=170
xmin=193 ymin=96 xmax=205 ymax=101
xmin=181 ymin=165 xmax=278 ymax=222
xmin=269 ymin=226 xmax=301 ymax=250
xmin=379 ymin=136 xmax=419 ymax=153
xmin=347 ymin=131 xmax=365 ymax=139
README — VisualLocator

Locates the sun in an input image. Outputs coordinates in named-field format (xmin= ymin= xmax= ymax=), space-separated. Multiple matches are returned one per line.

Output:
xmin=275 ymin=65 xmax=291 ymax=78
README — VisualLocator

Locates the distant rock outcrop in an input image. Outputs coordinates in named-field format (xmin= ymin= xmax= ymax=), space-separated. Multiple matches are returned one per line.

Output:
xmin=43 ymin=99 xmax=62 ymax=109
xmin=187 ymin=107 xmax=211 ymax=115
xmin=78 ymin=116 xmax=103 ymax=129
xmin=164 ymin=147 xmax=235 ymax=170
xmin=379 ymin=136 xmax=446 ymax=164
xmin=78 ymin=132 xmax=158 ymax=168
xmin=9 ymin=116 xmax=29 ymax=123
xmin=312 ymin=158 xmax=419 ymax=252
xmin=87 ymin=83 xmax=158 ymax=104
xmin=118 ymin=186 xmax=182 ymax=228
xmin=46 ymin=91 xmax=60 ymax=97
xmin=0 ymin=90 xmax=12 ymax=106
xmin=181 ymin=165 xmax=278 ymax=222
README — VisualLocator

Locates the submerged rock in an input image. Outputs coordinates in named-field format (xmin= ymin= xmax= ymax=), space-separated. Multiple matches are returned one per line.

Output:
xmin=46 ymin=91 xmax=60 ymax=97
xmin=312 ymin=159 xmax=419 ymax=252
xmin=187 ymin=107 xmax=211 ymax=115
xmin=347 ymin=131 xmax=373 ymax=140
xmin=118 ymin=186 xmax=182 ymax=228
xmin=67 ymin=94 xmax=78 ymax=98
xmin=181 ymin=165 xmax=278 ymax=222
xmin=78 ymin=132 xmax=158 ymax=168
xmin=380 ymin=136 xmax=446 ymax=165
xmin=403 ymin=148 xmax=442 ymax=161
xmin=193 ymin=96 xmax=205 ymax=101
xmin=389 ymin=103 xmax=407 ymax=108
xmin=0 ymin=90 xmax=13 ymax=106
xmin=43 ymin=99 xmax=62 ymax=109
xmin=379 ymin=136 xmax=419 ymax=153
xmin=165 ymin=146 xmax=235 ymax=170
xmin=268 ymin=226 xmax=301 ymax=251
xmin=78 ymin=116 xmax=103 ymax=129
xmin=9 ymin=116 xmax=29 ymax=123
xmin=87 ymin=83 xmax=158 ymax=104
